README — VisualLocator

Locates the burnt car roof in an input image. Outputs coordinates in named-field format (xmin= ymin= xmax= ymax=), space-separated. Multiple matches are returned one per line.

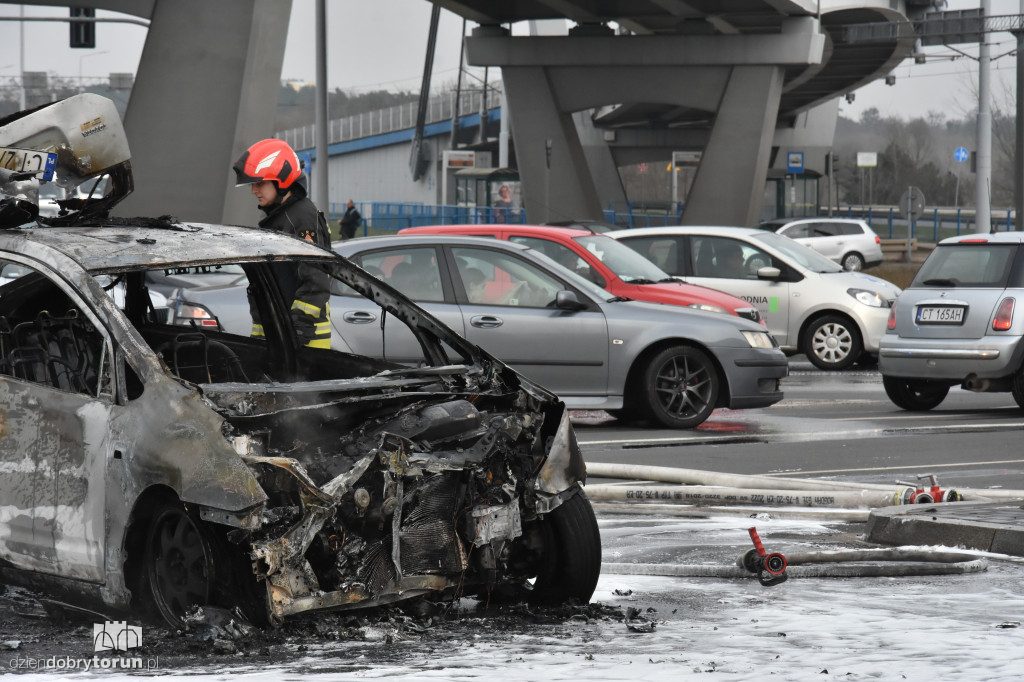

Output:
xmin=0 ymin=223 xmax=335 ymax=272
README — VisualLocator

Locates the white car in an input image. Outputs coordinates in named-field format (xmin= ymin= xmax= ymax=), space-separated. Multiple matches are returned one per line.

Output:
xmin=609 ymin=226 xmax=902 ymax=370
xmin=758 ymin=218 xmax=884 ymax=271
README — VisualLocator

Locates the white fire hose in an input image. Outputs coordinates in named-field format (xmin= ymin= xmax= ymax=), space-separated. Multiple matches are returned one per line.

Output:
xmin=585 ymin=462 xmax=1024 ymax=508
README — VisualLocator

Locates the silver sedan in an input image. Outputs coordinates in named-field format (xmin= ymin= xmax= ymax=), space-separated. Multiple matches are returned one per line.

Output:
xmin=331 ymin=234 xmax=788 ymax=428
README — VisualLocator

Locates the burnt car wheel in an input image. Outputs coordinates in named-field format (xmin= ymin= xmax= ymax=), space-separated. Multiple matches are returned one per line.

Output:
xmin=639 ymin=345 xmax=719 ymax=428
xmin=802 ymin=314 xmax=862 ymax=371
xmin=883 ymin=376 xmax=949 ymax=411
xmin=146 ymin=504 xmax=215 ymax=626
xmin=528 ymin=492 xmax=602 ymax=604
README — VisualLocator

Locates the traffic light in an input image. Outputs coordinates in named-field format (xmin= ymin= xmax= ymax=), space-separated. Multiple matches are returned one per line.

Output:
xmin=70 ymin=8 xmax=96 ymax=49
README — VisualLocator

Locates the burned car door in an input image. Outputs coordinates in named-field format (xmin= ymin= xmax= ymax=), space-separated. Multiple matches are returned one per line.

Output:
xmin=0 ymin=257 xmax=112 ymax=582
xmin=330 ymin=245 xmax=466 ymax=363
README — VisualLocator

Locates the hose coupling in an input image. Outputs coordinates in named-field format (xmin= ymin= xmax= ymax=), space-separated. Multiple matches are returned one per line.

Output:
xmin=740 ymin=527 xmax=788 ymax=586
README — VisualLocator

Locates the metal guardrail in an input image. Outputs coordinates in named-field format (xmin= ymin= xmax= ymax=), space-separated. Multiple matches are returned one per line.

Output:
xmin=843 ymin=12 xmax=1024 ymax=44
xmin=278 ymin=87 xmax=504 ymax=151
xmin=325 ymin=201 xmax=526 ymax=237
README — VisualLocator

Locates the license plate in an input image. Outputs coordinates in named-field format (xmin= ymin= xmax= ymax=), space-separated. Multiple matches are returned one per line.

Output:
xmin=0 ymin=146 xmax=57 ymax=181
xmin=916 ymin=305 xmax=965 ymax=324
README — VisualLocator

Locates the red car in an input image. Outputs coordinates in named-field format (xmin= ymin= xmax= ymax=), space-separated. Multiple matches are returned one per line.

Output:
xmin=399 ymin=224 xmax=763 ymax=324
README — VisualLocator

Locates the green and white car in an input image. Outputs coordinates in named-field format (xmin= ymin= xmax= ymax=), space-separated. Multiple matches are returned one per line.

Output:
xmin=609 ymin=226 xmax=902 ymax=371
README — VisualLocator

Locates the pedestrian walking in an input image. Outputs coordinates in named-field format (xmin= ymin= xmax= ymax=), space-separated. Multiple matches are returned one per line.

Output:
xmin=339 ymin=199 xmax=362 ymax=240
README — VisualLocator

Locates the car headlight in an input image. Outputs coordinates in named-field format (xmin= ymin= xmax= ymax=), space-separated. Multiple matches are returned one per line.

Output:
xmin=741 ymin=330 xmax=776 ymax=349
xmin=847 ymin=288 xmax=889 ymax=308
xmin=688 ymin=303 xmax=730 ymax=316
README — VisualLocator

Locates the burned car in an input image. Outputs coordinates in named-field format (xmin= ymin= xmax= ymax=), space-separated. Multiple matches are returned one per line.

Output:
xmin=0 ymin=95 xmax=601 ymax=627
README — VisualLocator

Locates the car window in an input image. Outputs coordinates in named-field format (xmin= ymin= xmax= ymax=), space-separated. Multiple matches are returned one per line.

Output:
xmin=619 ymin=236 xmax=680 ymax=275
xmin=809 ymin=222 xmax=841 ymax=238
xmin=451 ymin=247 xmax=562 ymax=307
xmin=0 ymin=259 xmax=111 ymax=398
xmin=840 ymin=223 xmax=864 ymax=236
xmin=691 ymin=237 xmax=772 ymax=279
xmin=781 ymin=224 xmax=810 ymax=239
xmin=357 ymin=247 xmax=444 ymax=302
xmin=507 ymin=236 xmax=603 ymax=286
xmin=573 ymin=234 xmax=669 ymax=283
xmin=911 ymin=244 xmax=1019 ymax=288
xmin=751 ymin=232 xmax=843 ymax=272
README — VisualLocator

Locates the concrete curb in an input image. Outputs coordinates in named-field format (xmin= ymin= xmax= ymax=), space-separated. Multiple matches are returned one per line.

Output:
xmin=865 ymin=500 xmax=1024 ymax=556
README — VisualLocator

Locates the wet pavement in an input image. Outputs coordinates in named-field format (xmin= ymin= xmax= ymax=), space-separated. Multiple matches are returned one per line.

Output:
xmin=5 ymin=511 xmax=1015 ymax=681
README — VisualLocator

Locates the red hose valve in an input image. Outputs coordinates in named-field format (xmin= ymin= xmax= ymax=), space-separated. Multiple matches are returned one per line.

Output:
xmin=740 ymin=527 xmax=788 ymax=586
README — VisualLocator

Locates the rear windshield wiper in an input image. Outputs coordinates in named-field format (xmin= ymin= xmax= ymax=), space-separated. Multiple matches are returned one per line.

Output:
xmin=921 ymin=278 xmax=959 ymax=287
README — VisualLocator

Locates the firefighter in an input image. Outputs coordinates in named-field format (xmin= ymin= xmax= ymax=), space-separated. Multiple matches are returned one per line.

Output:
xmin=232 ymin=139 xmax=332 ymax=349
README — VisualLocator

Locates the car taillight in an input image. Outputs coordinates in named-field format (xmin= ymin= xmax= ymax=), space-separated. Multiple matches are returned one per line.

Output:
xmin=993 ymin=297 xmax=1015 ymax=331
xmin=886 ymin=301 xmax=897 ymax=330
xmin=874 ymin=235 xmax=880 ymax=244
xmin=175 ymin=301 xmax=220 ymax=328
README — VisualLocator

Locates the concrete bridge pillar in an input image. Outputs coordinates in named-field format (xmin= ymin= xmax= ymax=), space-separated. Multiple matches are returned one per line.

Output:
xmin=467 ymin=20 xmax=823 ymax=226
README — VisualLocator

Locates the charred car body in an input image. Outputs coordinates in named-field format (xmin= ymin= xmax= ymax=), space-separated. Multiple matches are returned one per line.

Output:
xmin=0 ymin=95 xmax=601 ymax=626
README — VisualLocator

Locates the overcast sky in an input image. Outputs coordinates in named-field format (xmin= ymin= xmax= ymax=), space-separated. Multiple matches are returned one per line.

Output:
xmin=0 ymin=1 xmax=1021 ymax=123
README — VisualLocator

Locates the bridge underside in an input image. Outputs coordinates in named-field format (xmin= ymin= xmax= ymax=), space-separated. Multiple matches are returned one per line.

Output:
xmin=448 ymin=1 xmax=918 ymax=225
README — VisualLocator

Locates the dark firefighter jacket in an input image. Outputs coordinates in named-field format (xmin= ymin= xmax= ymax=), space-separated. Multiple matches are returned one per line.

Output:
xmin=252 ymin=183 xmax=332 ymax=348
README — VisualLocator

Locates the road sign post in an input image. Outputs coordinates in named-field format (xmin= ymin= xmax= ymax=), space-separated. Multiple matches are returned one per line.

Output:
xmin=899 ymin=186 xmax=926 ymax=263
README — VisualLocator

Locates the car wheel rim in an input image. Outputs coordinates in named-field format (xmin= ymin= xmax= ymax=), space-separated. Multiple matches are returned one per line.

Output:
xmin=150 ymin=509 xmax=211 ymax=622
xmin=654 ymin=354 xmax=712 ymax=418
xmin=810 ymin=322 xmax=852 ymax=365
xmin=844 ymin=256 xmax=862 ymax=271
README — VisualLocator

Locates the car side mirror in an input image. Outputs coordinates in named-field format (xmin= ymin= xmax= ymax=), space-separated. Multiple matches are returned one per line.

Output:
xmin=756 ymin=266 xmax=782 ymax=280
xmin=555 ymin=290 xmax=587 ymax=311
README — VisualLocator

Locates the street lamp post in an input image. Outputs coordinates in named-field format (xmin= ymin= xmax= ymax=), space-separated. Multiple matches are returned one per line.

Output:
xmin=78 ymin=50 xmax=109 ymax=90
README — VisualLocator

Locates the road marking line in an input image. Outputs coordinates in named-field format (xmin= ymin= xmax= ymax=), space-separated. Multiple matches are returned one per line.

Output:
xmin=762 ymin=458 xmax=1024 ymax=477
xmin=579 ymin=421 xmax=1024 ymax=447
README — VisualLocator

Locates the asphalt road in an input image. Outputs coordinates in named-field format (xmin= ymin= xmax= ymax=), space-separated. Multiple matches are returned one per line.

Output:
xmin=574 ymin=357 xmax=1024 ymax=494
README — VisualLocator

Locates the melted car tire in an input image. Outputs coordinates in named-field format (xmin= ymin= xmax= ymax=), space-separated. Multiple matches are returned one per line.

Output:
xmin=802 ymin=314 xmax=862 ymax=371
xmin=146 ymin=504 xmax=216 ymax=627
xmin=528 ymin=492 xmax=602 ymax=605
xmin=883 ymin=376 xmax=949 ymax=411
xmin=639 ymin=345 xmax=719 ymax=428
xmin=842 ymin=252 xmax=865 ymax=271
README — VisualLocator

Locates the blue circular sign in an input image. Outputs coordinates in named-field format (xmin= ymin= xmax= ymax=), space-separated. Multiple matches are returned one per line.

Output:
xmin=954 ymin=146 xmax=968 ymax=162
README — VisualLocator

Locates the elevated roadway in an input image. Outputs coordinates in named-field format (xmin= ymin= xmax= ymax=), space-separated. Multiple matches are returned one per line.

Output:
xmin=435 ymin=1 xmax=931 ymax=226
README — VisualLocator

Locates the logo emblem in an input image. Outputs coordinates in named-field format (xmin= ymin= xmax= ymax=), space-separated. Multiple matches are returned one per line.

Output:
xmin=93 ymin=621 xmax=142 ymax=652
xmin=254 ymin=150 xmax=280 ymax=175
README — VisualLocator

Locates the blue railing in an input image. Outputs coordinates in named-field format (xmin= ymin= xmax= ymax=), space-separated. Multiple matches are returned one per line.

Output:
xmin=328 ymin=200 xmax=686 ymax=235
xmin=326 ymin=200 xmax=1020 ymax=240
xmin=832 ymin=206 xmax=1017 ymax=243
xmin=327 ymin=202 xmax=528 ymax=235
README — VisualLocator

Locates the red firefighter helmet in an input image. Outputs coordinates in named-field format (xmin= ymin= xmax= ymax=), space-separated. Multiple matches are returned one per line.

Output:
xmin=233 ymin=139 xmax=302 ymax=189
